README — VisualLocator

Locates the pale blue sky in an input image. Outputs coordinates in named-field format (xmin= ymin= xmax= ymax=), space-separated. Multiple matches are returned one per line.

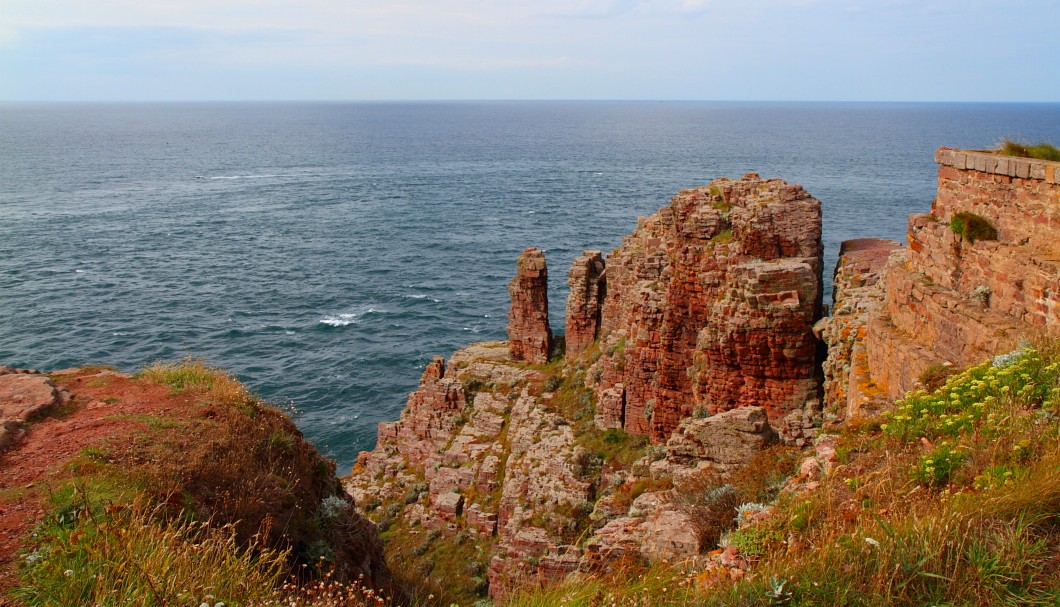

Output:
xmin=1 ymin=0 xmax=1057 ymax=101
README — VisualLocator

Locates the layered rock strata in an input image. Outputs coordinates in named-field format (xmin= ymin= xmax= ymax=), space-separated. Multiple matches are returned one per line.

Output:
xmin=860 ymin=149 xmax=1060 ymax=399
xmin=587 ymin=174 xmax=824 ymax=444
xmin=565 ymin=250 xmax=606 ymax=360
xmin=346 ymin=342 xmax=593 ymax=599
xmin=508 ymin=247 xmax=553 ymax=364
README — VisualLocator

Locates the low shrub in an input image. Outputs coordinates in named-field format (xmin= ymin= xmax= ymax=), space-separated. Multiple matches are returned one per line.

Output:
xmin=949 ymin=212 xmax=998 ymax=244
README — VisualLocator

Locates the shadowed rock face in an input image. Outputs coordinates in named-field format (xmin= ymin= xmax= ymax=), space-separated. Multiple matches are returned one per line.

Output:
xmin=587 ymin=174 xmax=824 ymax=444
xmin=508 ymin=247 xmax=552 ymax=364
xmin=565 ymin=250 xmax=606 ymax=360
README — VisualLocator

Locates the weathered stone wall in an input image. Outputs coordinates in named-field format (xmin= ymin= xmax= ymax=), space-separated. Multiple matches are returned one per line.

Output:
xmin=860 ymin=148 xmax=1060 ymax=401
xmin=588 ymin=174 xmax=824 ymax=443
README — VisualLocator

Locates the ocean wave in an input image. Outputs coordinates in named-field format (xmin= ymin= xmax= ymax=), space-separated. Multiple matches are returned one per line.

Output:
xmin=405 ymin=294 xmax=441 ymax=303
xmin=319 ymin=313 xmax=358 ymax=327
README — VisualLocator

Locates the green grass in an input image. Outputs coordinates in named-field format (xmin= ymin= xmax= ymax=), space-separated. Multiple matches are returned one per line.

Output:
xmin=16 ymin=496 xmax=287 ymax=607
xmin=136 ymin=357 xmax=252 ymax=404
xmin=997 ymin=138 xmax=1060 ymax=162
xmin=950 ymin=211 xmax=998 ymax=244
xmin=711 ymin=227 xmax=733 ymax=244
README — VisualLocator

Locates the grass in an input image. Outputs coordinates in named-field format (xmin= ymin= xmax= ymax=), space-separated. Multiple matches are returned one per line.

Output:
xmin=503 ymin=341 xmax=1060 ymax=607
xmin=16 ymin=496 xmax=287 ymax=606
xmin=137 ymin=356 xmax=252 ymax=405
xmin=997 ymin=138 xmax=1060 ymax=162
xmin=949 ymin=211 xmax=998 ymax=244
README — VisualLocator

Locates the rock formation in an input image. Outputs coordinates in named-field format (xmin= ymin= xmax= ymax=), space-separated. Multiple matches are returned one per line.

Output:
xmin=565 ymin=250 xmax=606 ymax=360
xmin=0 ymin=367 xmax=70 ymax=451
xmin=586 ymin=174 xmax=824 ymax=444
xmin=508 ymin=247 xmax=553 ymax=364
xmin=346 ymin=174 xmax=827 ymax=601
xmin=664 ymin=406 xmax=779 ymax=470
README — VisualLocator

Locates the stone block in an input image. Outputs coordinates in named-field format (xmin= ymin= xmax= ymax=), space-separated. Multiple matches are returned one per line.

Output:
xmin=974 ymin=154 xmax=990 ymax=172
xmin=951 ymin=151 xmax=967 ymax=170
xmin=1014 ymin=159 xmax=1030 ymax=178
xmin=1029 ymin=162 xmax=1046 ymax=180
xmin=995 ymin=156 xmax=1011 ymax=176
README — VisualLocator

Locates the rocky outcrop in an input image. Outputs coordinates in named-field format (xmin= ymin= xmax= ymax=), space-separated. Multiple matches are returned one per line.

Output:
xmin=856 ymin=149 xmax=1060 ymax=401
xmin=346 ymin=342 xmax=593 ymax=600
xmin=565 ymin=250 xmax=606 ymax=360
xmin=508 ymin=247 xmax=553 ymax=364
xmin=0 ymin=367 xmax=70 ymax=451
xmin=664 ymin=406 xmax=778 ymax=471
xmin=586 ymin=174 xmax=824 ymax=444
xmin=347 ymin=176 xmax=827 ymax=601
xmin=815 ymin=238 xmax=901 ymax=420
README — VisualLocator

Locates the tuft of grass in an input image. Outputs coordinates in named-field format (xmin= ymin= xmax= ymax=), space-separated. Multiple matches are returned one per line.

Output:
xmin=711 ymin=227 xmax=733 ymax=244
xmin=16 ymin=496 xmax=288 ymax=606
xmin=137 ymin=357 xmax=252 ymax=405
xmin=997 ymin=138 xmax=1060 ymax=162
xmin=949 ymin=211 xmax=998 ymax=244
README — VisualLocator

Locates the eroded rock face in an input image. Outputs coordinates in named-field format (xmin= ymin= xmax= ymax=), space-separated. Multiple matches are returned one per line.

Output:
xmin=588 ymin=174 xmax=824 ymax=443
xmin=565 ymin=250 xmax=606 ymax=360
xmin=348 ymin=178 xmax=827 ymax=600
xmin=345 ymin=342 xmax=592 ymax=601
xmin=508 ymin=247 xmax=553 ymax=364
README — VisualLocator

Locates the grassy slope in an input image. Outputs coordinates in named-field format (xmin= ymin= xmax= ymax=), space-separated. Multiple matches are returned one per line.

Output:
xmin=10 ymin=359 xmax=385 ymax=607
xmin=504 ymin=343 xmax=1060 ymax=607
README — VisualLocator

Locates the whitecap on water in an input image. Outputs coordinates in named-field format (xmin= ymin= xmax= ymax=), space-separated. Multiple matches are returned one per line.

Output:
xmin=406 ymin=294 xmax=441 ymax=303
xmin=319 ymin=313 xmax=358 ymax=327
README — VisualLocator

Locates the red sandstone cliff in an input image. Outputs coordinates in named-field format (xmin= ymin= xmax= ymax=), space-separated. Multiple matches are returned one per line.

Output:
xmin=587 ymin=174 xmax=824 ymax=445
xmin=345 ymin=174 xmax=825 ymax=601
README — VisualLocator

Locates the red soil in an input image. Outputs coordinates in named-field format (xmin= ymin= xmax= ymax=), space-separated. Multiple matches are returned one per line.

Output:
xmin=0 ymin=369 xmax=195 ymax=602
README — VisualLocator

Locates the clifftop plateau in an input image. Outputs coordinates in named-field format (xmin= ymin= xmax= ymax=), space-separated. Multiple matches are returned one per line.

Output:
xmin=0 ymin=361 xmax=390 ymax=605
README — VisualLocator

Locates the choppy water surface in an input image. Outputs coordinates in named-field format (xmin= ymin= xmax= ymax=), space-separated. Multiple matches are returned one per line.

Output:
xmin=2 ymin=101 xmax=1059 ymax=468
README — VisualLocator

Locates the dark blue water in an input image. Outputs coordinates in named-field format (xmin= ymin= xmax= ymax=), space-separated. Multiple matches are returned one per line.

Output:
xmin=3 ymin=101 xmax=1059 ymax=469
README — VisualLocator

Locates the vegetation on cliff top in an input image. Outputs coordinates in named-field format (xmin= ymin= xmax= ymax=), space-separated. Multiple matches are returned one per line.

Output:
xmin=14 ymin=342 xmax=1059 ymax=606
xmin=10 ymin=359 xmax=387 ymax=607
xmin=997 ymin=138 xmax=1060 ymax=162
xmin=505 ymin=341 xmax=1060 ymax=607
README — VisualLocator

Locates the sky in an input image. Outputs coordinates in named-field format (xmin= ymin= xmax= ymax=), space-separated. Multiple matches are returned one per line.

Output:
xmin=1 ymin=0 xmax=1058 ymax=102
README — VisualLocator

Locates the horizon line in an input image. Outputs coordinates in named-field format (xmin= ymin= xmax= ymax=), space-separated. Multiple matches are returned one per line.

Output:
xmin=3 ymin=98 xmax=1060 ymax=105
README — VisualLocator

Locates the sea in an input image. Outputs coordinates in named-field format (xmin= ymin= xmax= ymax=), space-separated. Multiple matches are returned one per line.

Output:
xmin=3 ymin=101 xmax=1059 ymax=470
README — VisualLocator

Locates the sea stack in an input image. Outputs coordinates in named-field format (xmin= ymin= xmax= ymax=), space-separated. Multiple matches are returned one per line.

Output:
xmin=507 ymin=247 xmax=552 ymax=364
xmin=564 ymin=250 xmax=606 ymax=360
